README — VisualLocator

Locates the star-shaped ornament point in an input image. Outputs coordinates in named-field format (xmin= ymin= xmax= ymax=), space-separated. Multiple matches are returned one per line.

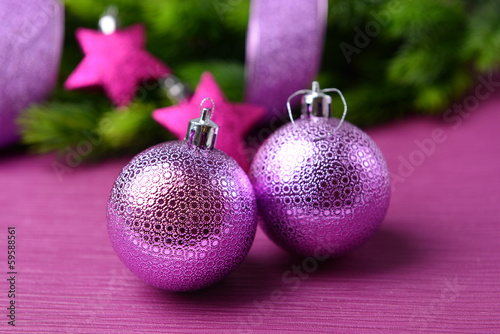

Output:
xmin=65 ymin=24 xmax=170 ymax=106
xmin=153 ymin=72 xmax=265 ymax=171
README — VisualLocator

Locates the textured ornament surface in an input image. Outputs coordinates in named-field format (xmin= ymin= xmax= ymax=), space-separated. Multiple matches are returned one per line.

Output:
xmin=0 ymin=0 xmax=64 ymax=147
xmin=65 ymin=24 xmax=170 ymax=106
xmin=245 ymin=0 xmax=327 ymax=123
xmin=250 ymin=118 xmax=391 ymax=257
xmin=107 ymin=141 xmax=258 ymax=291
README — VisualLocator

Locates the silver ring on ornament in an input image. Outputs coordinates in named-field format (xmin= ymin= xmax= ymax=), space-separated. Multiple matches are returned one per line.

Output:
xmin=286 ymin=82 xmax=348 ymax=133
xmin=199 ymin=97 xmax=215 ymax=119
xmin=321 ymin=87 xmax=347 ymax=131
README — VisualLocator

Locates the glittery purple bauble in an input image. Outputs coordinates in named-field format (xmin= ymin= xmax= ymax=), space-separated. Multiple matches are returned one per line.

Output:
xmin=250 ymin=118 xmax=391 ymax=257
xmin=0 ymin=0 xmax=64 ymax=147
xmin=107 ymin=141 xmax=258 ymax=291
xmin=245 ymin=0 xmax=327 ymax=123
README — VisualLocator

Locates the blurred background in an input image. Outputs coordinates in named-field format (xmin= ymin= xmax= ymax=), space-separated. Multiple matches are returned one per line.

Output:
xmin=2 ymin=0 xmax=500 ymax=162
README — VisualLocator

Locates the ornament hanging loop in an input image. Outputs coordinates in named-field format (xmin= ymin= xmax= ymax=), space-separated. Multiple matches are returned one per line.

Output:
xmin=199 ymin=97 xmax=215 ymax=121
xmin=286 ymin=81 xmax=348 ymax=132
xmin=286 ymin=89 xmax=312 ymax=124
xmin=321 ymin=87 xmax=348 ymax=132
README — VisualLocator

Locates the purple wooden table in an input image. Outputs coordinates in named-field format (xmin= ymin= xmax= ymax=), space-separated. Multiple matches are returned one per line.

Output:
xmin=1 ymin=80 xmax=500 ymax=333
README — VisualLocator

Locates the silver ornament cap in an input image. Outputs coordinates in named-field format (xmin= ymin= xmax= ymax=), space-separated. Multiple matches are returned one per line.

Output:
xmin=287 ymin=81 xmax=348 ymax=136
xmin=301 ymin=81 xmax=332 ymax=118
xmin=185 ymin=98 xmax=219 ymax=150
xmin=160 ymin=74 xmax=192 ymax=105
xmin=98 ymin=6 xmax=120 ymax=35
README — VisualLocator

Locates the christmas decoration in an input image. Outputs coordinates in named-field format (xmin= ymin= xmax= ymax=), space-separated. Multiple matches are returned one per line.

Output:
xmin=153 ymin=72 xmax=265 ymax=171
xmin=107 ymin=99 xmax=258 ymax=291
xmin=245 ymin=0 xmax=327 ymax=123
xmin=17 ymin=1 xmax=500 ymax=162
xmin=249 ymin=82 xmax=391 ymax=257
xmin=64 ymin=19 xmax=170 ymax=106
xmin=0 ymin=0 xmax=63 ymax=147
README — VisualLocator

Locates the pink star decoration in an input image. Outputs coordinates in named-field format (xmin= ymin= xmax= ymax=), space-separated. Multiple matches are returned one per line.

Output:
xmin=64 ymin=24 xmax=170 ymax=106
xmin=153 ymin=72 xmax=265 ymax=171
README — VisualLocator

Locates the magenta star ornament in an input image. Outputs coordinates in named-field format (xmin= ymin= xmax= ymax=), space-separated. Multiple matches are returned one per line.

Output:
xmin=153 ymin=72 xmax=265 ymax=171
xmin=64 ymin=24 xmax=170 ymax=106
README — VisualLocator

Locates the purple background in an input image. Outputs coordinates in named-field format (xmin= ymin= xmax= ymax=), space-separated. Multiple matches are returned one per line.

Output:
xmin=1 ymin=80 xmax=499 ymax=332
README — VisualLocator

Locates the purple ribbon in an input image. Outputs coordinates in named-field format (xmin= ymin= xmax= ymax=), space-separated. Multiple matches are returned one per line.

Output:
xmin=245 ymin=0 xmax=328 ymax=124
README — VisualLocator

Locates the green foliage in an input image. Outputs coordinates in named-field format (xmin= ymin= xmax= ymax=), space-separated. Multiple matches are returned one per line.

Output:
xmin=462 ymin=1 xmax=500 ymax=72
xmin=177 ymin=61 xmax=245 ymax=102
xmin=18 ymin=0 xmax=500 ymax=162
xmin=18 ymin=101 xmax=172 ymax=160
xmin=18 ymin=102 xmax=102 ymax=154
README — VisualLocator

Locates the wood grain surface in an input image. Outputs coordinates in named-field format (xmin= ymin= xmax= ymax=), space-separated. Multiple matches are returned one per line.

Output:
xmin=1 ymin=85 xmax=500 ymax=333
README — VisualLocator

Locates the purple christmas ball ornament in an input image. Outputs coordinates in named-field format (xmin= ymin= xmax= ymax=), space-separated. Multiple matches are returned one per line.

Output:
xmin=107 ymin=100 xmax=258 ymax=291
xmin=0 ymin=0 xmax=64 ymax=147
xmin=250 ymin=82 xmax=391 ymax=257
